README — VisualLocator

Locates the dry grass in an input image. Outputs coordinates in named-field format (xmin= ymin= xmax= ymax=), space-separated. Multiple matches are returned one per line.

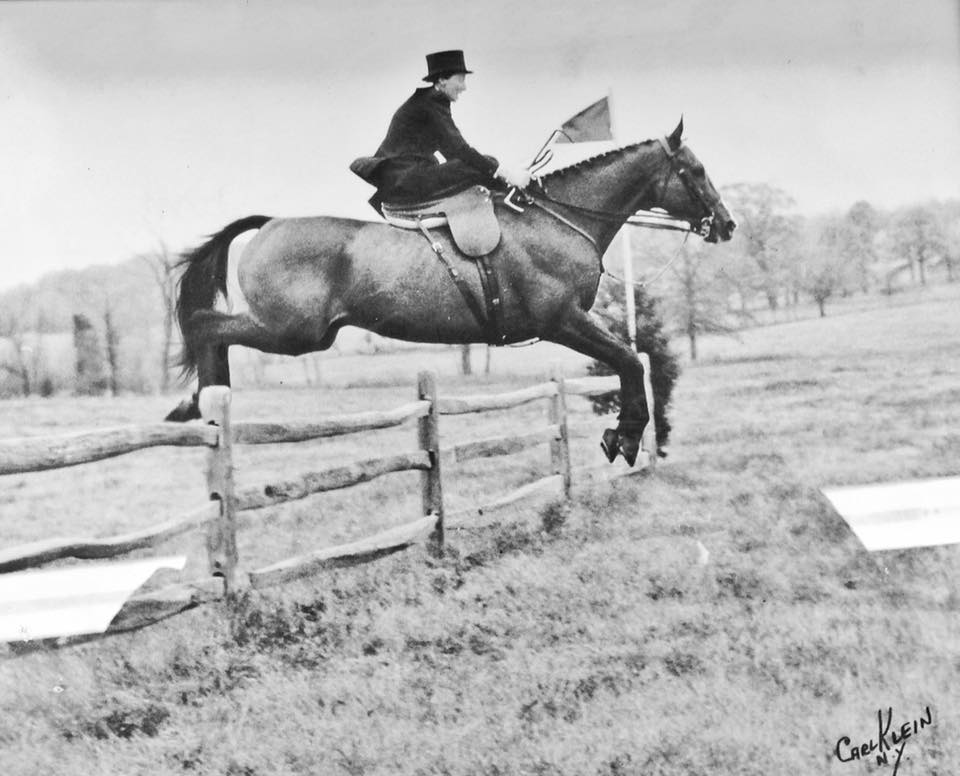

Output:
xmin=1 ymin=285 xmax=959 ymax=774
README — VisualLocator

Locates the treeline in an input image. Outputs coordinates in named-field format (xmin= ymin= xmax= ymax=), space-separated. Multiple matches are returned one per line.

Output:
xmin=0 ymin=187 xmax=957 ymax=397
xmin=622 ymin=184 xmax=959 ymax=359
xmin=0 ymin=248 xmax=178 ymax=398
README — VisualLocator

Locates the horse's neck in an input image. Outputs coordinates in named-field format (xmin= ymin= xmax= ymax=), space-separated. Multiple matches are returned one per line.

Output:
xmin=544 ymin=145 xmax=662 ymax=252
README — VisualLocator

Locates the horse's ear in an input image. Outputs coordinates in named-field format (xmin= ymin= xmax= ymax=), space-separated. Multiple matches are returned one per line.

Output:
xmin=668 ymin=116 xmax=684 ymax=150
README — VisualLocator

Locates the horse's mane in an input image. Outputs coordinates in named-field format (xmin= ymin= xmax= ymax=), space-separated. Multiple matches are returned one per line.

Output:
xmin=540 ymin=138 xmax=659 ymax=182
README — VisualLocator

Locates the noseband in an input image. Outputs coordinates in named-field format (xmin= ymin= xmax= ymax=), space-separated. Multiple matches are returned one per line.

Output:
xmin=650 ymin=137 xmax=715 ymax=237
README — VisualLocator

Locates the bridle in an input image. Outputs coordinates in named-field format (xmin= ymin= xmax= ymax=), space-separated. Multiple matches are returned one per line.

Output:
xmin=648 ymin=137 xmax=716 ymax=238
xmin=513 ymin=137 xmax=718 ymax=249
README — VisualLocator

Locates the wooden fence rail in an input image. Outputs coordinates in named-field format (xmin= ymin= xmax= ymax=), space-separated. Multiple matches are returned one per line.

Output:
xmin=232 ymin=400 xmax=431 ymax=445
xmin=234 ymin=451 xmax=433 ymax=512
xmin=0 ymin=424 xmax=218 ymax=476
xmin=0 ymin=502 xmax=221 ymax=574
xmin=0 ymin=361 xmax=656 ymax=644
xmin=446 ymin=475 xmax=567 ymax=530
xmin=443 ymin=424 xmax=560 ymax=465
xmin=248 ymin=515 xmax=437 ymax=589
xmin=436 ymin=382 xmax=558 ymax=415
xmin=563 ymin=375 xmax=619 ymax=396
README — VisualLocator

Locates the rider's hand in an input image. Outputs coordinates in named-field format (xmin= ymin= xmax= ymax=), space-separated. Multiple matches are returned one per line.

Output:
xmin=495 ymin=165 xmax=532 ymax=189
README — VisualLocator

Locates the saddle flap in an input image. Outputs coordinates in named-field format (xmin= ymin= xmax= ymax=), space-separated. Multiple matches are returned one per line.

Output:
xmin=443 ymin=186 xmax=501 ymax=257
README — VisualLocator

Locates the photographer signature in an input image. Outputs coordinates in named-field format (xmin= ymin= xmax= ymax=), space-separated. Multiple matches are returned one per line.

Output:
xmin=834 ymin=706 xmax=933 ymax=774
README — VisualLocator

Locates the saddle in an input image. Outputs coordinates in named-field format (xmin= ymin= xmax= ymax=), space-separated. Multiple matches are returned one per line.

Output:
xmin=381 ymin=185 xmax=501 ymax=258
xmin=382 ymin=185 xmax=505 ymax=344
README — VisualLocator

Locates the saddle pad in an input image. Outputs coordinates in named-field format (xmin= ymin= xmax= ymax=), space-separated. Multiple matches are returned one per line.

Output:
xmin=383 ymin=212 xmax=447 ymax=230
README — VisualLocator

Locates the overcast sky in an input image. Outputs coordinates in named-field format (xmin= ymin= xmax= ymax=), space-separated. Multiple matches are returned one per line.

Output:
xmin=1 ymin=0 xmax=958 ymax=291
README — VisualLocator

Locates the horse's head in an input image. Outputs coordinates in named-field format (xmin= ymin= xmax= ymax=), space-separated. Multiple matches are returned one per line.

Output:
xmin=651 ymin=118 xmax=736 ymax=243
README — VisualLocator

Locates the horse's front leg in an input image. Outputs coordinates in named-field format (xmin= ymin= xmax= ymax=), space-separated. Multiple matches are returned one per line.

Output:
xmin=546 ymin=309 xmax=649 ymax=465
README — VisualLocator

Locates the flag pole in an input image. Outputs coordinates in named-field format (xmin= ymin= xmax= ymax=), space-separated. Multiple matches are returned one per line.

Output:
xmin=608 ymin=91 xmax=658 ymax=464
xmin=608 ymin=88 xmax=638 ymax=351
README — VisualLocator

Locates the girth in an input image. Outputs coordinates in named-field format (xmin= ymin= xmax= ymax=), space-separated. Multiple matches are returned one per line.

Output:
xmin=414 ymin=219 xmax=506 ymax=345
xmin=382 ymin=185 xmax=506 ymax=345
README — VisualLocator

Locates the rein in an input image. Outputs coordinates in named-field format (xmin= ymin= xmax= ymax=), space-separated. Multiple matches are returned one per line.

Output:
xmin=532 ymin=190 xmax=699 ymax=234
xmin=527 ymin=198 xmax=601 ymax=250
xmin=604 ymin=231 xmax=690 ymax=289
xmin=526 ymin=193 xmax=691 ymax=289
xmin=520 ymin=137 xmax=711 ymax=289
xmin=527 ymin=138 xmax=716 ymax=244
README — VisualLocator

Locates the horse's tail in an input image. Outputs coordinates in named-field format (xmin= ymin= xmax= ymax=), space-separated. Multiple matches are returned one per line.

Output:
xmin=174 ymin=215 xmax=273 ymax=378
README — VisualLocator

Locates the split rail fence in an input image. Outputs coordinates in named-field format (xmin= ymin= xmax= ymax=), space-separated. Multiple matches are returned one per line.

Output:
xmin=0 ymin=357 xmax=656 ymax=643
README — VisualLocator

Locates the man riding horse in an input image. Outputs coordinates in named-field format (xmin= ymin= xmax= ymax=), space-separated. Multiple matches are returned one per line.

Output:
xmin=351 ymin=50 xmax=531 ymax=215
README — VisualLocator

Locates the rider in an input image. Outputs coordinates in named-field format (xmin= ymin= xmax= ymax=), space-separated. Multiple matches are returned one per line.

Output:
xmin=350 ymin=50 xmax=531 ymax=215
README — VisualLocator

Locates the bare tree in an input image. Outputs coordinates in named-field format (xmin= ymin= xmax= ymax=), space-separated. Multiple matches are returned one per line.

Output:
xmin=0 ymin=319 xmax=33 ymax=396
xmin=103 ymin=304 xmax=121 ymax=395
xmin=71 ymin=268 xmax=129 ymax=394
xmin=843 ymin=200 xmax=880 ymax=293
xmin=721 ymin=183 xmax=799 ymax=311
xmin=0 ymin=300 xmax=49 ymax=396
xmin=802 ymin=255 xmax=844 ymax=318
xmin=73 ymin=313 xmax=108 ymax=395
xmin=934 ymin=200 xmax=959 ymax=282
xmin=809 ymin=215 xmax=855 ymax=313
xmin=141 ymin=242 xmax=179 ymax=392
xmin=661 ymin=241 xmax=736 ymax=360
xmin=890 ymin=204 xmax=946 ymax=287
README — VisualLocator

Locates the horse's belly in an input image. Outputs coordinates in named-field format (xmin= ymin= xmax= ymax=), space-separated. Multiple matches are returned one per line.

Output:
xmin=350 ymin=308 xmax=483 ymax=344
xmin=348 ymin=296 xmax=538 ymax=345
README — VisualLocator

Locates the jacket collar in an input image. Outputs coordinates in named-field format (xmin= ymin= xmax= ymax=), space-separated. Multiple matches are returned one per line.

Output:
xmin=418 ymin=85 xmax=451 ymax=105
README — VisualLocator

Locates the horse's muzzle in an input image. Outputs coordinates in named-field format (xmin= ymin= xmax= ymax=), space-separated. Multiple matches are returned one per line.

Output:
xmin=705 ymin=211 xmax=737 ymax=243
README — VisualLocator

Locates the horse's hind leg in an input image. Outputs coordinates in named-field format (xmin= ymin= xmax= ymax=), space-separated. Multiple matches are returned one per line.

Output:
xmin=165 ymin=326 xmax=234 ymax=422
xmin=165 ymin=311 xmax=282 ymax=422
xmin=546 ymin=309 xmax=649 ymax=466
xmin=195 ymin=309 xmax=313 ymax=356
xmin=166 ymin=308 xmax=344 ymax=422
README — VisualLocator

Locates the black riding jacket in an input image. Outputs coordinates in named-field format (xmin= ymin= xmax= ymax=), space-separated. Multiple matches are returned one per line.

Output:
xmin=351 ymin=87 xmax=498 ymax=205
xmin=375 ymin=87 xmax=498 ymax=175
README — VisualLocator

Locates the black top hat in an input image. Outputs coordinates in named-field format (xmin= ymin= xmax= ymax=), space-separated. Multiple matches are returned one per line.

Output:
xmin=423 ymin=50 xmax=473 ymax=82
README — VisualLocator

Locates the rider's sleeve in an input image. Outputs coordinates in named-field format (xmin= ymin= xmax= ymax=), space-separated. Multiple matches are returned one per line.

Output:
xmin=430 ymin=104 xmax=499 ymax=176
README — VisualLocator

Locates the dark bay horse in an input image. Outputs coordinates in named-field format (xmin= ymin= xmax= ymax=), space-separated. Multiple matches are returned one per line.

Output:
xmin=165 ymin=118 xmax=735 ymax=465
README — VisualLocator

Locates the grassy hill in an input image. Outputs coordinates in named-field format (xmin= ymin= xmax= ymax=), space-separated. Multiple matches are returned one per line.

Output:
xmin=0 ymin=282 xmax=958 ymax=774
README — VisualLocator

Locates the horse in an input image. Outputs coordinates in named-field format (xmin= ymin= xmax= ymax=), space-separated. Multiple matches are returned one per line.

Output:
xmin=165 ymin=118 xmax=735 ymax=466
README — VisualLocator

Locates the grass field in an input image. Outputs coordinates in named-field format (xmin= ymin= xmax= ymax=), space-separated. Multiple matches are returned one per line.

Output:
xmin=1 ymin=283 xmax=959 ymax=775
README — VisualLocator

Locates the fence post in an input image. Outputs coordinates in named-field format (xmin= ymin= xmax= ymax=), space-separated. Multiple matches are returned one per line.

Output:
xmin=549 ymin=364 xmax=572 ymax=499
xmin=638 ymin=352 xmax=658 ymax=466
xmin=200 ymin=386 xmax=238 ymax=592
xmin=417 ymin=371 xmax=444 ymax=556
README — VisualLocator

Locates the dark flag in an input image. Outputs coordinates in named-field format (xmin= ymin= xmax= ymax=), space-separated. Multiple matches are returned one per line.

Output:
xmin=556 ymin=97 xmax=614 ymax=143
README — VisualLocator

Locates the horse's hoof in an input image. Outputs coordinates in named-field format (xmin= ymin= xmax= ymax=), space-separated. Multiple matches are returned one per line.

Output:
xmin=164 ymin=396 xmax=201 ymax=422
xmin=619 ymin=436 xmax=641 ymax=467
xmin=600 ymin=428 xmax=620 ymax=463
